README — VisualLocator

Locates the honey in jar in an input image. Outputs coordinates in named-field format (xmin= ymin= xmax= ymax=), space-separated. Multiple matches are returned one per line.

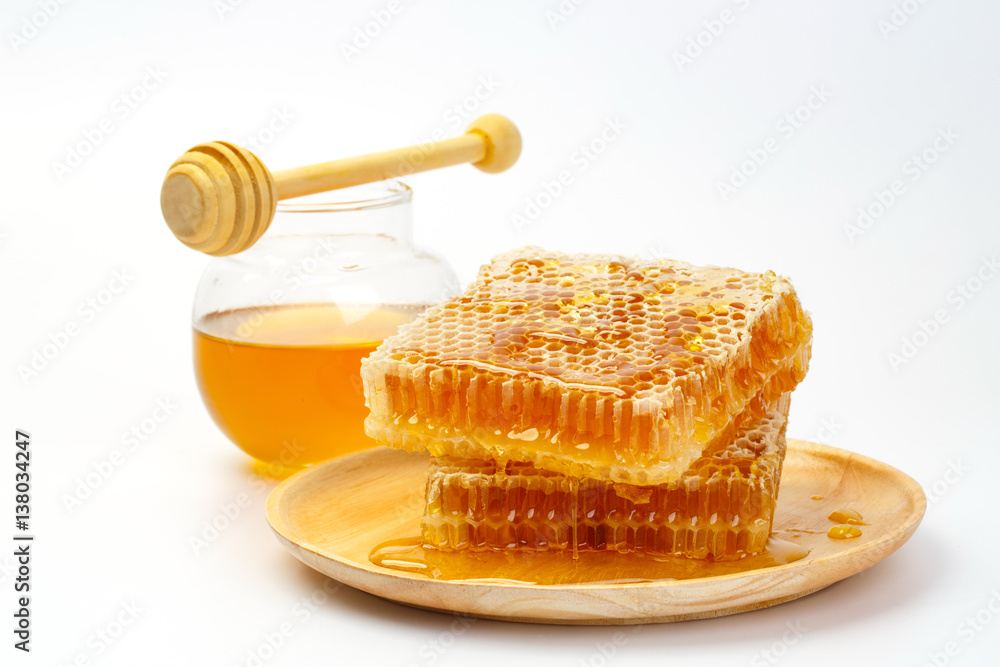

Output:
xmin=194 ymin=303 xmax=424 ymax=469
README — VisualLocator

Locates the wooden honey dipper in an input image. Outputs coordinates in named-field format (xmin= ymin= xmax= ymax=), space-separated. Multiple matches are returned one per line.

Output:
xmin=160 ymin=114 xmax=521 ymax=255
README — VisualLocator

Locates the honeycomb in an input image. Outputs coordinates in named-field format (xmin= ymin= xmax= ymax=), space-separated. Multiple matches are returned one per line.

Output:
xmin=422 ymin=395 xmax=791 ymax=560
xmin=421 ymin=396 xmax=788 ymax=560
xmin=362 ymin=246 xmax=812 ymax=485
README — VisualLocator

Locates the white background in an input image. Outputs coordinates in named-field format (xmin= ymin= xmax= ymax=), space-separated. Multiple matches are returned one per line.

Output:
xmin=2 ymin=1 xmax=999 ymax=665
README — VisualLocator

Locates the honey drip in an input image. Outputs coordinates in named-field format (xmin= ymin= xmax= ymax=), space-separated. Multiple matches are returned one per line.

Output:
xmin=570 ymin=477 xmax=579 ymax=561
xmin=826 ymin=508 xmax=864 ymax=539
xmin=827 ymin=525 xmax=862 ymax=540
xmin=369 ymin=536 xmax=809 ymax=585
xmin=827 ymin=509 xmax=865 ymax=525
xmin=194 ymin=303 xmax=422 ymax=468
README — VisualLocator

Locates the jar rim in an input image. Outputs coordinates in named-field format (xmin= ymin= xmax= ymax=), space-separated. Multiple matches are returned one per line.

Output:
xmin=276 ymin=180 xmax=412 ymax=213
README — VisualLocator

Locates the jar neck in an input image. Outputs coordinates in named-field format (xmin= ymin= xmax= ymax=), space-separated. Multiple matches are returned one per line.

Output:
xmin=267 ymin=182 xmax=414 ymax=244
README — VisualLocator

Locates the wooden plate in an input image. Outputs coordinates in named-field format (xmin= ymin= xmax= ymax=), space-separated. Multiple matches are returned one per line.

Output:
xmin=265 ymin=440 xmax=925 ymax=625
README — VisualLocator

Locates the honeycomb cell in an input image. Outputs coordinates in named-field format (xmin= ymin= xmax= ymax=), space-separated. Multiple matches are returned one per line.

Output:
xmin=421 ymin=396 xmax=791 ymax=560
xmin=362 ymin=247 xmax=813 ymax=485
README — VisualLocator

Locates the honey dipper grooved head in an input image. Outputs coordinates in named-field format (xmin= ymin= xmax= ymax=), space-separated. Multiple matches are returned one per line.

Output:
xmin=466 ymin=114 xmax=522 ymax=174
xmin=160 ymin=142 xmax=277 ymax=256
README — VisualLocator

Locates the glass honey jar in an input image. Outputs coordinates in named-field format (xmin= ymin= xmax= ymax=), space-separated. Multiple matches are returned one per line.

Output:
xmin=191 ymin=181 xmax=458 ymax=474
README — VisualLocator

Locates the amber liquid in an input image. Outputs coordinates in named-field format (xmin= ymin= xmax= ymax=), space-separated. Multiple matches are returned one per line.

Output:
xmin=194 ymin=303 xmax=422 ymax=470
xmin=369 ymin=536 xmax=809 ymax=585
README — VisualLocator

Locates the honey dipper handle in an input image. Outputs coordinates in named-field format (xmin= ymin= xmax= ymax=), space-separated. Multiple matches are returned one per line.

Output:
xmin=273 ymin=114 xmax=520 ymax=199
xmin=275 ymin=133 xmax=481 ymax=199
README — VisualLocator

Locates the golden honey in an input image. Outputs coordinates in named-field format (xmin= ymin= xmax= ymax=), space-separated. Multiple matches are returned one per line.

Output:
xmin=827 ymin=525 xmax=862 ymax=539
xmin=362 ymin=248 xmax=813 ymax=485
xmin=369 ymin=535 xmax=809 ymax=584
xmin=828 ymin=509 xmax=864 ymax=525
xmin=194 ymin=303 xmax=422 ymax=469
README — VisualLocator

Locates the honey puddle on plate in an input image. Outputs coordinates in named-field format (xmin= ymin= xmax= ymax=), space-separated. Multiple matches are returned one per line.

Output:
xmin=369 ymin=537 xmax=810 ymax=585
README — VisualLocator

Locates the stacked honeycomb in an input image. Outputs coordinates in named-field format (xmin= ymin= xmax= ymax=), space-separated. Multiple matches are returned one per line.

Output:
xmin=362 ymin=247 xmax=812 ymax=485
xmin=422 ymin=396 xmax=790 ymax=560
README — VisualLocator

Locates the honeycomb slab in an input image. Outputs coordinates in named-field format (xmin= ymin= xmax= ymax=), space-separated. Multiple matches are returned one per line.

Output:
xmin=422 ymin=396 xmax=791 ymax=560
xmin=362 ymin=247 xmax=812 ymax=484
